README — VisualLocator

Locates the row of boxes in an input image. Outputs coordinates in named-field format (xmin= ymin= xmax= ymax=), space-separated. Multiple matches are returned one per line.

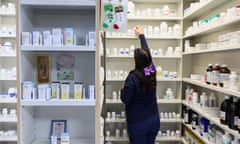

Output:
xmin=22 ymin=81 xmax=95 ymax=100
xmin=21 ymin=28 xmax=95 ymax=46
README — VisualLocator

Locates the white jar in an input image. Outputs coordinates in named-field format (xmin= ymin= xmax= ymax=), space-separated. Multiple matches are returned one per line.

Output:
xmin=192 ymin=92 xmax=198 ymax=105
xmin=199 ymin=92 xmax=208 ymax=108
xmin=166 ymin=88 xmax=173 ymax=97
xmin=160 ymin=22 xmax=168 ymax=35
xmin=173 ymin=24 xmax=181 ymax=36
xmin=162 ymin=5 xmax=170 ymax=16
xmin=209 ymin=92 xmax=217 ymax=107
xmin=229 ymin=71 xmax=239 ymax=90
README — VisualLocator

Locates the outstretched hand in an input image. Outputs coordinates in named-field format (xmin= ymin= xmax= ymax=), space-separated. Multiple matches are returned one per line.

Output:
xmin=135 ymin=26 xmax=144 ymax=35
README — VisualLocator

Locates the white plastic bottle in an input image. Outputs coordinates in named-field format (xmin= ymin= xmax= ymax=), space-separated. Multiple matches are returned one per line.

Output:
xmin=209 ymin=92 xmax=217 ymax=107
xmin=173 ymin=24 xmax=181 ymax=36
xmin=199 ymin=92 xmax=208 ymax=108
xmin=156 ymin=66 xmax=163 ymax=78
xmin=162 ymin=5 xmax=170 ymax=16
xmin=160 ymin=22 xmax=168 ymax=35
xmin=229 ymin=71 xmax=239 ymax=91
xmin=185 ymin=86 xmax=191 ymax=102
xmin=166 ymin=88 xmax=174 ymax=99
xmin=128 ymin=1 xmax=135 ymax=16
xmin=192 ymin=91 xmax=198 ymax=105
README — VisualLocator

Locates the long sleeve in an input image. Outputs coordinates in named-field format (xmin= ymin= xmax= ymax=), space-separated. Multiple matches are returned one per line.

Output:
xmin=139 ymin=34 xmax=149 ymax=49
xmin=121 ymin=73 xmax=135 ymax=105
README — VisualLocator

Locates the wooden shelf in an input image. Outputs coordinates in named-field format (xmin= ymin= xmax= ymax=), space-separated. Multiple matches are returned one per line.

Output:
xmin=183 ymin=0 xmax=229 ymax=20
xmin=184 ymin=17 xmax=240 ymax=38
xmin=21 ymin=99 xmax=96 ymax=106
xmin=183 ymin=78 xmax=240 ymax=97
xmin=183 ymin=100 xmax=240 ymax=138
xmin=20 ymin=45 xmax=96 ymax=52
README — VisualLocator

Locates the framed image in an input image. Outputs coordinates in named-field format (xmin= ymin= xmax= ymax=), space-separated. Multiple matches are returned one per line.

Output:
xmin=56 ymin=54 xmax=75 ymax=80
xmin=37 ymin=56 xmax=51 ymax=83
xmin=50 ymin=120 xmax=67 ymax=140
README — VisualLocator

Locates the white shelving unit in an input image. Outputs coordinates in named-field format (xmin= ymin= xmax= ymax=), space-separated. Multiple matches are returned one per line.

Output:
xmin=18 ymin=0 xmax=97 ymax=144
xmin=0 ymin=0 xmax=17 ymax=143
xmin=182 ymin=0 xmax=240 ymax=142
xmin=102 ymin=0 xmax=183 ymax=143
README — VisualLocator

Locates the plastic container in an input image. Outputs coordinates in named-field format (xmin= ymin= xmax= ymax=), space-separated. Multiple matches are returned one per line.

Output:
xmin=219 ymin=64 xmax=231 ymax=87
xmin=212 ymin=63 xmax=220 ymax=86
xmin=200 ymin=117 xmax=209 ymax=137
xmin=192 ymin=91 xmax=198 ymax=105
xmin=209 ymin=92 xmax=217 ymax=107
xmin=162 ymin=5 xmax=170 ymax=16
xmin=229 ymin=71 xmax=239 ymax=91
xmin=199 ymin=92 xmax=208 ymax=108
xmin=205 ymin=64 xmax=213 ymax=84
xmin=160 ymin=22 xmax=168 ymax=35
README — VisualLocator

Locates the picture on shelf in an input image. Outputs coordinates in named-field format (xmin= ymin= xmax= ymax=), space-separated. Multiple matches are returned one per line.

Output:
xmin=50 ymin=120 xmax=67 ymax=140
xmin=37 ymin=56 xmax=51 ymax=83
xmin=56 ymin=54 xmax=75 ymax=80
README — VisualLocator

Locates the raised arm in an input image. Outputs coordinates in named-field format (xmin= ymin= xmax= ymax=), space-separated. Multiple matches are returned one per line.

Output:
xmin=135 ymin=26 xmax=149 ymax=49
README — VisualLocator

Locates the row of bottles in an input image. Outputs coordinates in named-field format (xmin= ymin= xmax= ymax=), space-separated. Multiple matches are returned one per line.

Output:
xmin=220 ymin=96 xmax=240 ymax=132
xmin=185 ymin=86 xmax=217 ymax=108
xmin=205 ymin=64 xmax=239 ymax=91
xmin=183 ymin=106 xmax=240 ymax=143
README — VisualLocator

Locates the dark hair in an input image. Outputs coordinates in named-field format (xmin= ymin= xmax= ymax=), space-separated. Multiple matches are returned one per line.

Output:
xmin=134 ymin=48 xmax=156 ymax=92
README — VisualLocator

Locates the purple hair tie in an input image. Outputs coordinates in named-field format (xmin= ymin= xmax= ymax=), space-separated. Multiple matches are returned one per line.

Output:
xmin=143 ymin=64 xmax=155 ymax=76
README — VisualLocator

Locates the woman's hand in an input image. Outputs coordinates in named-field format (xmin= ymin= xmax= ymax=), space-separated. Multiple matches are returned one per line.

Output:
xmin=135 ymin=26 xmax=144 ymax=35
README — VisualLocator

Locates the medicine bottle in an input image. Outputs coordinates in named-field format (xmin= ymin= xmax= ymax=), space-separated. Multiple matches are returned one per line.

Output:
xmin=212 ymin=63 xmax=220 ymax=86
xmin=205 ymin=64 xmax=213 ymax=85
xmin=219 ymin=64 xmax=231 ymax=87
